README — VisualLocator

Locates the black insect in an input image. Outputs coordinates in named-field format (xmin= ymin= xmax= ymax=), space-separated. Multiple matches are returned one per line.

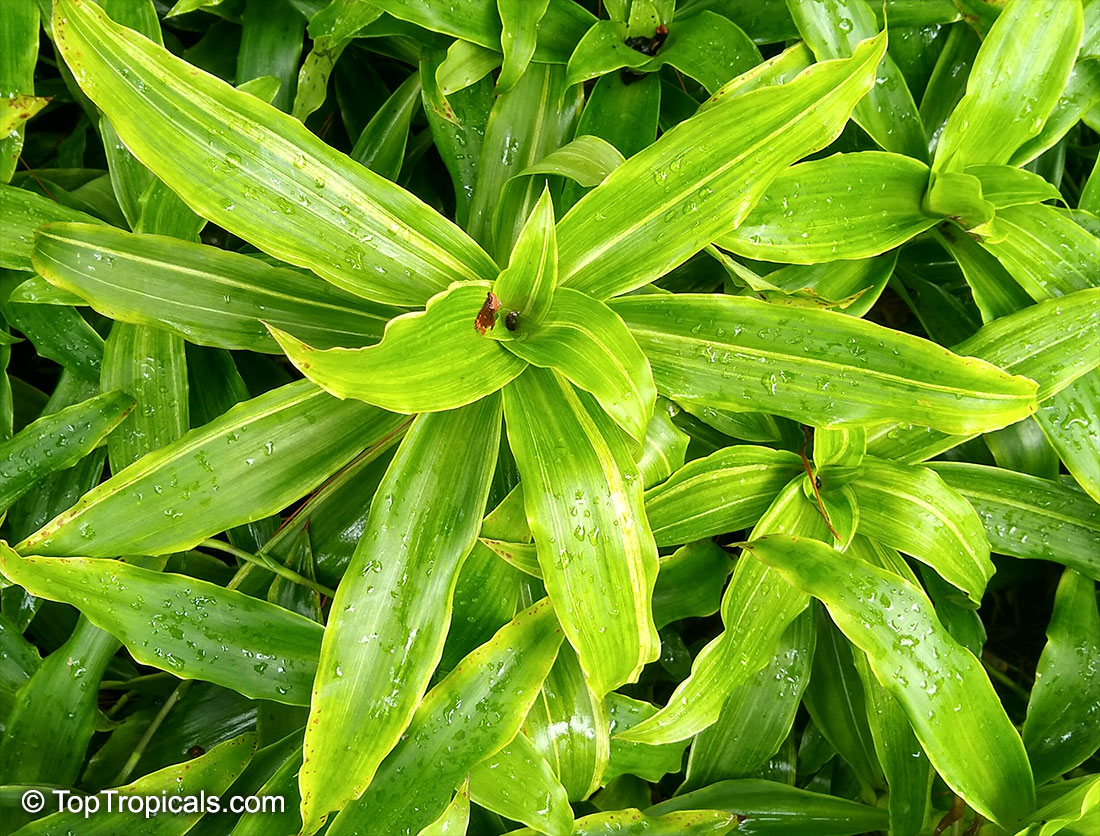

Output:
xmin=187 ymin=745 xmax=205 ymax=758
xmin=625 ymin=23 xmax=669 ymax=56
xmin=504 ymin=310 xmax=520 ymax=331
xmin=621 ymin=24 xmax=669 ymax=85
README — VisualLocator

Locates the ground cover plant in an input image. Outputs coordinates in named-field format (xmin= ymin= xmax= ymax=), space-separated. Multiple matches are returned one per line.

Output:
xmin=0 ymin=0 xmax=1098 ymax=834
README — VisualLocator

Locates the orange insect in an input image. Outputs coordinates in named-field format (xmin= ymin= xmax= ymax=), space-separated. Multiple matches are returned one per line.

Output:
xmin=474 ymin=292 xmax=502 ymax=335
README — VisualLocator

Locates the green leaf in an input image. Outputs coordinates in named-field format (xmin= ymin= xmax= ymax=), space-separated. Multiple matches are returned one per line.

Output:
xmin=469 ymin=64 xmax=581 ymax=259
xmin=935 ymin=223 xmax=1034 ymax=324
xmin=0 ymin=284 xmax=105 ymax=382
xmin=563 ymin=20 xmax=665 ymax=87
xmin=299 ymin=397 xmax=501 ymax=831
xmin=802 ymin=609 xmax=884 ymax=793
xmin=979 ymin=203 xmax=1100 ymax=301
xmin=1016 ymin=774 xmax=1100 ymax=836
xmin=651 ymin=540 xmax=731 ymax=627
xmin=292 ymin=3 xmax=375 ymax=121
xmin=557 ymin=31 xmax=888 ymax=299
xmin=420 ymin=70 xmax=493 ymax=229
xmin=269 ymin=283 xmax=528 ymax=413
xmin=606 ymin=694 xmax=691 ymax=784
xmin=9 ymin=733 xmax=255 ymax=836
xmin=501 ymin=288 xmax=655 ymax=443
xmin=566 ymin=13 xmax=759 ymax=95
xmin=698 ymin=41 xmax=814 ymax=113
xmin=0 ymin=1 xmax=38 ymax=184
xmin=0 ymin=391 xmax=133 ymax=515
xmin=933 ymin=0 xmax=1084 ymax=172
xmin=469 ymin=732 xmax=572 ymax=836
xmin=636 ymin=398 xmax=689 ymax=488
xmin=569 ymin=73 xmax=660 ymax=163
xmin=9 ymin=275 xmax=88 ymax=306
xmin=1036 ymin=373 xmax=1100 ymax=503
xmin=0 ymin=611 xmax=39 ymax=723
xmin=325 ymin=600 xmax=564 ymax=836
xmin=0 ymin=544 xmax=322 ymax=705
xmin=492 ymin=186 xmax=557 ymax=328
xmin=848 ymin=457 xmax=994 ymax=604
xmin=931 ymin=462 xmax=1100 ymax=580
xmin=367 ymin=0 xmax=591 ymax=64
xmin=503 ymin=368 xmax=659 ymax=696
xmin=814 ymin=426 xmax=866 ymax=469
xmin=925 ymin=171 xmax=996 ymax=232
xmin=481 ymin=537 xmax=729 ymax=629
xmin=18 ymin=380 xmax=404 ymax=557
xmin=34 ymin=223 xmax=398 ymax=352
xmin=0 ymin=185 xmax=103 ymax=271
xmin=654 ymin=12 xmax=761 ymax=95
xmin=3 ymin=373 xmax=107 ymax=553
xmin=512 ymin=135 xmax=625 ymax=189
xmin=953 ymin=289 xmax=1100 ymax=401
xmin=744 ymin=534 xmax=1036 ymax=828
xmin=497 ymin=0 xmax=550 ymax=92
xmin=845 ymin=542 xmax=932 ymax=836
xmin=752 ymin=253 xmax=898 ymax=318
xmin=716 ymin=152 xmax=938 ymax=263
xmin=966 ymin=164 xmax=1064 ymax=209
xmin=1011 ymin=58 xmax=1100 ymax=166
xmin=650 ymin=779 xmax=889 ymax=836
xmin=0 ymin=619 xmax=117 ymax=793
xmin=53 ymin=0 xmax=497 ymax=307
xmin=1022 ymin=568 xmax=1100 ymax=785
xmin=418 ymin=779 xmax=470 ymax=836
xmin=101 ymin=323 xmax=188 ymax=471
xmin=788 ymin=0 xmax=928 ymax=160
xmin=237 ymin=0 xmax=303 ymax=113
xmin=644 ymin=445 xmax=803 ymax=546
xmin=524 ymin=643 xmax=609 ymax=801
xmin=437 ymin=37 xmax=502 ymax=97
xmin=442 ymin=539 xmax=524 ymax=671
xmin=509 ymin=808 xmax=740 ymax=836
xmin=681 ymin=607 xmax=815 ymax=792
xmin=349 ymin=70 xmax=422 ymax=182
xmin=620 ymin=479 xmax=829 ymax=745
xmin=613 ymin=294 xmax=1038 ymax=435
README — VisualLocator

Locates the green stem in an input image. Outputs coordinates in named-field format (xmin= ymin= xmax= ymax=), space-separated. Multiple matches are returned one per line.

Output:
xmin=101 ymin=672 xmax=175 ymax=691
xmin=982 ymin=660 xmax=1031 ymax=702
xmin=114 ymin=680 xmax=192 ymax=786
xmin=200 ymin=538 xmax=335 ymax=598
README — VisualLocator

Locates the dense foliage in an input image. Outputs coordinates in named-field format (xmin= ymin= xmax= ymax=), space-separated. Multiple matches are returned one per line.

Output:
xmin=0 ymin=0 xmax=1098 ymax=835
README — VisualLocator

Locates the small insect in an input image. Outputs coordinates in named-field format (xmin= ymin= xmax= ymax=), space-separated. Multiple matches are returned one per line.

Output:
xmin=622 ymin=24 xmax=669 ymax=84
xmin=187 ymin=745 xmax=205 ymax=758
xmin=474 ymin=292 xmax=502 ymax=335
xmin=624 ymin=23 xmax=669 ymax=57
xmin=504 ymin=310 xmax=520 ymax=331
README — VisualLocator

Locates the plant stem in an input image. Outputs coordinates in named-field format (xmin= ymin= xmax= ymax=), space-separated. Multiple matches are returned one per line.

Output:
xmin=114 ymin=680 xmax=192 ymax=786
xmin=982 ymin=660 xmax=1031 ymax=702
xmin=200 ymin=538 xmax=335 ymax=598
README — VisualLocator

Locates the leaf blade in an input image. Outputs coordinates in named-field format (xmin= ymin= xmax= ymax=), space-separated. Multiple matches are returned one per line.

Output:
xmin=53 ymin=0 xmax=497 ymax=307
xmin=18 ymin=380 xmax=405 ymax=557
xmin=745 ymin=534 xmax=1036 ymax=828
xmin=503 ymin=368 xmax=659 ymax=696
xmin=300 ymin=397 xmax=502 ymax=831
xmin=0 ymin=545 xmax=322 ymax=705
xmin=613 ymin=294 xmax=1038 ymax=435
xmin=269 ymin=283 xmax=528 ymax=413
xmin=557 ymin=32 xmax=889 ymax=299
